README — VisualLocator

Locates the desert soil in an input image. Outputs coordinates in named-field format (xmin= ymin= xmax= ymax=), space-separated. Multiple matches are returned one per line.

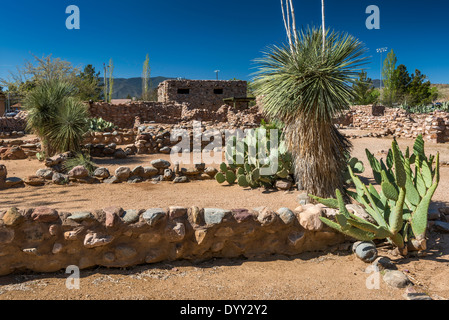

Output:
xmin=0 ymin=132 xmax=449 ymax=301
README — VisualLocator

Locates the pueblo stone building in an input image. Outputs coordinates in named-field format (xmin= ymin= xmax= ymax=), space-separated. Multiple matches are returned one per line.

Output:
xmin=157 ymin=79 xmax=251 ymax=111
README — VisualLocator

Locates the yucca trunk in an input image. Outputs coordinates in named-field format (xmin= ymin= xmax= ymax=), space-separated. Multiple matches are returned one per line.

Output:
xmin=285 ymin=118 xmax=351 ymax=197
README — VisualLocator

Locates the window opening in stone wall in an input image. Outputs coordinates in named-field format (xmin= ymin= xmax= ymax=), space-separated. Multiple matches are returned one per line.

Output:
xmin=177 ymin=88 xmax=190 ymax=94
xmin=214 ymin=88 xmax=224 ymax=94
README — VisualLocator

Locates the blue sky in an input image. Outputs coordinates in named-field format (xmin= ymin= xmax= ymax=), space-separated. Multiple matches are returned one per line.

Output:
xmin=1 ymin=0 xmax=448 ymax=84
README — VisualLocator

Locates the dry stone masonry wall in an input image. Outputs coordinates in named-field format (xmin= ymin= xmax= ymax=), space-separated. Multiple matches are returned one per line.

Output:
xmin=158 ymin=80 xmax=248 ymax=111
xmin=0 ymin=203 xmax=344 ymax=276
xmin=337 ymin=105 xmax=449 ymax=143
xmin=0 ymin=112 xmax=27 ymax=135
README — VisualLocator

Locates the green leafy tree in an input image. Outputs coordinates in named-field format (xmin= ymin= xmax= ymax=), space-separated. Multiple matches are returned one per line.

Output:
xmin=352 ymin=70 xmax=379 ymax=105
xmin=253 ymin=26 xmax=368 ymax=198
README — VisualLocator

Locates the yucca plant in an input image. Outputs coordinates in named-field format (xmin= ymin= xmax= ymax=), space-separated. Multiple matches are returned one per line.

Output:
xmin=253 ymin=26 xmax=368 ymax=197
xmin=23 ymin=80 xmax=89 ymax=156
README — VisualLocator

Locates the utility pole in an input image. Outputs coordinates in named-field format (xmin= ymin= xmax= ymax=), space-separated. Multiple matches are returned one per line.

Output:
xmin=215 ymin=70 xmax=220 ymax=81
xmin=376 ymin=47 xmax=388 ymax=91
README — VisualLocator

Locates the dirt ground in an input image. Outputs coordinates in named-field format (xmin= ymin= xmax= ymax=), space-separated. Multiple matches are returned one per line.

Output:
xmin=0 ymin=132 xmax=449 ymax=301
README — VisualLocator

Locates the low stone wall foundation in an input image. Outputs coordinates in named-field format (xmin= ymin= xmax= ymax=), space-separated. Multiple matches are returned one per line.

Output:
xmin=0 ymin=204 xmax=343 ymax=276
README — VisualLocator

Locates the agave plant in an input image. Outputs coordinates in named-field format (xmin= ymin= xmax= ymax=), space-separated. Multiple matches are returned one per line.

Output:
xmin=253 ymin=26 xmax=368 ymax=197
xmin=311 ymin=137 xmax=440 ymax=255
xmin=23 ymin=80 xmax=89 ymax=155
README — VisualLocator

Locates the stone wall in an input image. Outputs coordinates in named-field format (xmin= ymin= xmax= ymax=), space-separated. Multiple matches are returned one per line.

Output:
xmin=158 ymin=80 xmax=248 ymax=111
xmin=0 ymin=111 xmax=27 ymax=134
xmin=88 ymin=102 xmax=185 ymax=128
xmin=83 ymin=129 xmax=135 ymax=145
xmin=0 ymin=94 xmax=5 ymax=116
xmin=88 ymin=101 xmax=264 ymax=130
xmin=0 ymin=203 xmax=344 ymax=276
xmin=336 ymin=105 xmax=449 ymax=143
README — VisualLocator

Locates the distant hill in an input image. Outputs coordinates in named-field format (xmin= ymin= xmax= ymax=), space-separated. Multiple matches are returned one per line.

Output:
xmin=372 ymin=79 xmax=384 ymax=89
xmin=106 ymin=76 xmax=174 ymax=99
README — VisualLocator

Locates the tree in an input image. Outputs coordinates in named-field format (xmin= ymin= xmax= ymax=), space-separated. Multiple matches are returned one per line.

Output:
xmin=73 ymin=64 xmax=102 ymax=101
xmin=23 ymin=80 xmax=89 ymax=156
xmin=108 ymin=59 xmax=114 ymax=102
xmin=352 ymin=70 xmax=379 ymax=105
xmin=102 ymin=59 xmax=114 ymax=103
xmin=392 ymin=64 xmax=411 ymax=103
xmin=254 ymin=25 xmax=368 ymax=197
xmin=103 ymin=63 xmax=109 ymax=102
xmin=142 ymin=54 xmax=151 ymax=101
xmin=381 ymin=49 xmax=398 ymax=107
xmin=0 ymin=54 xmax=79 ymax=97
xmin=407 ymin=69 xmax=432 ymax=106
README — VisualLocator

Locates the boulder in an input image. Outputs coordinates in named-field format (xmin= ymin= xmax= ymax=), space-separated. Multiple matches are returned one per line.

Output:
xmin=275 ymin=179 xmax=292 ymax=190
xmin=68 ymin=166 xmax=89 ymax=179
xmin=142 ymin=167 xmax=158 ymax=178
xmin=298 ymin=204 xmax=323 ymax=231
xmin=24 ymin=175 xmax=46 ymax=186
xmin=31 ymin=207 xmax=59 ymax=223
xmin=115 ymin=167 xmax=131 ymax=181
xmin=113 ymin=149 xmax=127 ymax=159
xmin=52 ymin=173 xmax=69 ymax=185
xmin=36 ymin=169 xmax=54 ymax=180
xmin=151 ymin=159 xmax=171 ymax=169
xmin=5 ymin=177 xmax=24 ymax=188
xmin=1 ymin=146 xmax=27 ymax=160
xmin=93 ymin=167 xmax=110 ymax=179
xmin=143 ymin=208 xmax=167 ymax=226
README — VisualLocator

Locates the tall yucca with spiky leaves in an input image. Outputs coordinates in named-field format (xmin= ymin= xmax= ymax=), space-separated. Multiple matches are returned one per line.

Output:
xmin=253 ymin=27 xmax=368 ymax=197
xmin=23 ymin=80 xmax=89 ymax=156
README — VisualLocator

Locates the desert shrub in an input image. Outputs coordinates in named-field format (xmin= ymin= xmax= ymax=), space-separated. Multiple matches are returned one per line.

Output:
xmin=62 ymin=152 xmax=98 ymax=175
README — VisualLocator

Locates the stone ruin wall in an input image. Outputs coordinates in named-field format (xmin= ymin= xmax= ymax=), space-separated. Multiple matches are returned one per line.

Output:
xmin=336 ymin=105 xmax=449 ymax=143
xmin=0 ymin=204 xmax=344 ymax=276
xmin=0 ymin=112 xmax=27 ymax=136
xmin=88 ymin=102 xmax=185 ymax=128
xmin=87 ymin=101 xmax=264 ymax=130
xmin=158 ymin=80 xmax=248 ymax=111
